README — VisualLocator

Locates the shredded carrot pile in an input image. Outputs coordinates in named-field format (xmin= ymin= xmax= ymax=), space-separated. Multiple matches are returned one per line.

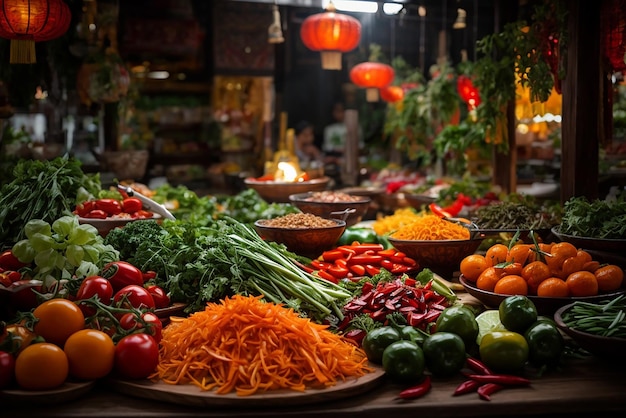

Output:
xmin=372 ymin=207 xmax=423 ymax=236
xmin=151 ymin=295 xmax=372 ymax=396
xmin=390 ymin=214 xmax=470 ymax=240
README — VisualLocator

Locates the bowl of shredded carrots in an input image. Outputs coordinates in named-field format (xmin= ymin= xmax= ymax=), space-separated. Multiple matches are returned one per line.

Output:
xmin=387 ymin=214 xmax=482 ymax=278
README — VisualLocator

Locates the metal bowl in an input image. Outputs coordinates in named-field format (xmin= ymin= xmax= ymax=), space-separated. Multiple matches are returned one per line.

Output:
xmin=254 ymin=218 xmax=346 ymax=259
xmin=288 ymin=192 xmax=371 ymax=227
xmin=244 ymin=177 xmax=331 ymax=203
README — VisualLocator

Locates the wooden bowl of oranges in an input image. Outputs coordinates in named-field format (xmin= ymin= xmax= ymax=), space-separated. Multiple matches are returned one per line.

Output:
xmin=459 ymin=241 xmax=626 ymax=315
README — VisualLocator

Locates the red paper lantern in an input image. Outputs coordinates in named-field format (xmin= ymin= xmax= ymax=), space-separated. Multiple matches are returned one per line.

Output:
xmin=380 ymin=85 xmax=404 ymax=103
xmin=0 ymin=0 xmax=71 ymax=64
xmin=350 ymin=62 xmax=395 ymax=102
xmin=300 ymin=2 xmax=361 ymax=70
xmin=456 ymin=75 xmax=481 ymax=109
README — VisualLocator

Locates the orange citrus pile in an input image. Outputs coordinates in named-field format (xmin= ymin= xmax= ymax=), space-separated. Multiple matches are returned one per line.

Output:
xmin=460 ymin=241 xmax=624 ymax=297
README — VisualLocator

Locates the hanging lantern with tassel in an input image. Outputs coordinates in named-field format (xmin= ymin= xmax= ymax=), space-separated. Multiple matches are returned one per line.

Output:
xmin=300 ymin=1 xmax=361 ymax=70
xmin=350 ymin=61 xmax=395 ymax=102
xmin=0 ymin=0 xmax=71 ymax=64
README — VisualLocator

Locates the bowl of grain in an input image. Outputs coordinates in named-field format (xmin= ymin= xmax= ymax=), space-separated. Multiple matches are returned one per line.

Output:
xmin=289 ymin=191 xmax=371 ymax=227
xmin=254 ymin=213 xmax=346 ymax=258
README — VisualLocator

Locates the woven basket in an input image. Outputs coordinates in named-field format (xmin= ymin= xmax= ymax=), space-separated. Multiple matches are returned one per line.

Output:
xmin=101 ymin=150 xmax=149 ymax=181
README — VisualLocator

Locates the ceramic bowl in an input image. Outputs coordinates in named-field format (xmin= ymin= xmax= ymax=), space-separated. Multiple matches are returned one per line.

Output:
xmin=77 ymin=214 xmax=160 ymax=237
xmin=459 ymin=275 xmax=626 ymax=315
xmin=254 ymin=218 xmax=346 ymax=259
xmin=387 ymin=237 xmax=483 ymax=279
xmin=244 ymin=177 xmax=331 ymax=203
xmin=288 ymin=192 xmax=371 ymax=227
xmin=551 ymin=226 xmax=626 ymax=253
xmin=554 ymin=302 xmax=626 ymax=359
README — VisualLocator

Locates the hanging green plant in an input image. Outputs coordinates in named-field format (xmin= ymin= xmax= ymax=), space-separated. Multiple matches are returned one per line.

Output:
xmin=383 ymin=60 xmax=460 ymax=162
xmin=470 ymin=0 xmax=567 ymax=154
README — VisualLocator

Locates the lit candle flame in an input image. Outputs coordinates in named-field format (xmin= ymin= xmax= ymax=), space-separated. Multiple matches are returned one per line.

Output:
xmin=277 ymin=161 xmax=299 ymax=182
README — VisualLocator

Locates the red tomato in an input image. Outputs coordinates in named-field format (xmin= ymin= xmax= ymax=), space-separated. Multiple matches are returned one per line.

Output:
xmin=145 ymin=285 xmax=170 ymax=309
xmin=95 ymin=198 xmax=122 ymax=216
xmin=83 ymin=209 xmax=108 ymax=219
xmin=114 ymin=333 xmax=159 ymax=379
xmin=121 ymin=198 xmax=143 ymax=214
xmin=119 ymin=312 xmax=162 ymax=343
xmin=101 ymin=261 xmax=144 ymax=292
xmin=114 ymin=285 xmax=156 ymax=310
xmin=74 ymin=200 xmax=97 ymax=217
xmin=131 ymin=210 xmax=154 ymax=219
xmin=76 ymin=275 xmax=114 ymax=316
xmin=0 ymin=250 xmax=28 ymax=271
xmin=0 ymin=350 xmax=15 ymax=389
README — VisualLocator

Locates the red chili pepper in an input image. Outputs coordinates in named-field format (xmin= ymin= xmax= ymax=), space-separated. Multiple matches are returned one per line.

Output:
xmin=342 ymin=243 xmax=384 ymax=254
xmin=466 ymin=374 xmax=531 ymax=386
xmin=365 ymin=264 xmax=381 ymax=276
xmin=317 ymin=269 xmax=338 ymax=283
xmin=465 ymin=357 xmax=493 ymax=375
xmin=380 ymin=258 xmax=394 ymax=271
xmin=334 ymin=258 xmax=349 ymax=268
xmin=397 ymin=375 xmax=432 ymax=400
xmin=310 ymin=259 xmax=333 ymax=270
xmin=74 ymin=200 xmax=97 ymax=217
xmin=327 ymin=265 xmax=349 ymax=280
xmin=453 ymin=379 xmax=482 ymax=396
xmin=321 ymin=249 xmax=344 ymax=262
xmin=348 ymin=254 xmax=384 ymax=265
xmin=429 ymin=202 xmax=452 ymax=218
xmin=477 ymin=383 xmax=503 ymax=401
xmin=377 ymin=248 xmax=397 ymax=257
xmin=349 ymin=264 xmax=366 ymax=276
xmin=391 ymin=264 xmax=409 ymax=274
xmin=402 ymin=256 xmax=417 ymax=267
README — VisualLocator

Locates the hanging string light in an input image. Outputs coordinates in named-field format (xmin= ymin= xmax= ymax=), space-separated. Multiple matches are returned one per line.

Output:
xmin=0 ymin=0 xmax=71 ymax=64
xmin=300 ymin=1 xmax=361 ymax=70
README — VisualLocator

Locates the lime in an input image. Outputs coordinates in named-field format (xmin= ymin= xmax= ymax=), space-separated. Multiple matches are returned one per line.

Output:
xmin=498 ymin=295 xmax=538 ymax=333
xmin=475 ymin=309 xmax=506 ymax=345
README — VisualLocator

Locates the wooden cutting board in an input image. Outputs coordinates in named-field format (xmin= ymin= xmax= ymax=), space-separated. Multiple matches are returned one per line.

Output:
xmin=109 ymin=367 xmax=386 ymax=408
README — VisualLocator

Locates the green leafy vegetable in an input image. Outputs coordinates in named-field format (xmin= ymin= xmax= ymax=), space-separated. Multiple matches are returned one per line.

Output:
xmin=559 ymin=194 xmax=626 ymax=239
xmin=0 ymin=156 xmax=102 ymax=249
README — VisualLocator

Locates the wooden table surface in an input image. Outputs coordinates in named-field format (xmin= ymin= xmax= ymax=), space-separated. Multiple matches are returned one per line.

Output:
xmin=4 ymin=355 xmax=625 ymax=418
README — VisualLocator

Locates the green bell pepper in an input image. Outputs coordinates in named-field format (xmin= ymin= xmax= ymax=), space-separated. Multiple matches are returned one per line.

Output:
xmin=382 ymin=340 xmax=426 ymax=384
xmin=422 ymin=332 xmax=467 ymax=377
xmin=337 ymin=227 xmax=379 ymax=246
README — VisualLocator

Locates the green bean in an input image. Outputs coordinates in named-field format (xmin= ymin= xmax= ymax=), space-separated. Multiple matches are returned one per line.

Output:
xmin=561 ymin=295 xmax=626 ymax=338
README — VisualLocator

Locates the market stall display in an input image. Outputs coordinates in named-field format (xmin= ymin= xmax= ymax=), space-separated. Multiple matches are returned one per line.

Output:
xmin=1 ymin=163 xmax=626 ymax=417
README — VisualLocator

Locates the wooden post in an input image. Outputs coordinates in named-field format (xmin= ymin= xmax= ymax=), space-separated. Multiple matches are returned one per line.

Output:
xmin=560 ymin=1 xmax=602 ymax=202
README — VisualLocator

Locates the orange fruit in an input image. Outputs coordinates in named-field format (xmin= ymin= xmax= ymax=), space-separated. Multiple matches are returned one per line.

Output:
xmin=506 ymin=244 xmax=531 ymax=265
xmin=521 ymin=261 xmax=552 ymax=294
xmin=493 ymin=275 xmax=528 ymax=296
xmin=476 ymin=266 xmax=503 ymax=292
xmin=536 ymin=277 xmax=569 ymax=297
xmin=485 ymin=243 xmax=509 ymax=267
xmin=527 ymin=243 xmax=553 ymax=263
xmin=546 ymin=242 xmax=578 ymax=279
xmin=582 ymin=260 xmax=600 ymax=273
xmin=594 ymin=264 xmax=624 ymax=292
xmin=460 ymin=254 xmax=488 ymax=282
xmin=565 ymin=271 xmax=599 ymax=297
xmin=502 ymin=262 xmax=523 ymax=276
